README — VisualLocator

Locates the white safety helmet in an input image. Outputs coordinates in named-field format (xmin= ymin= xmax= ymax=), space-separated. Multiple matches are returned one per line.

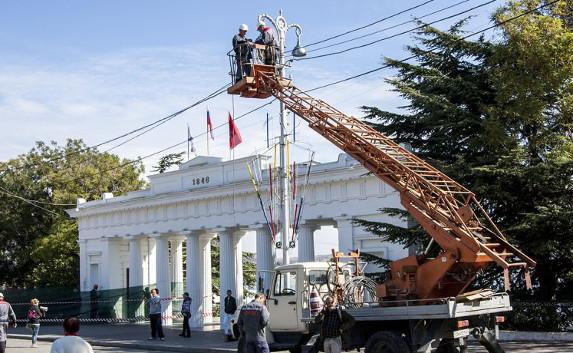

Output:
xmin=257 ymin=21 xmax=266 ymax=29
xmin=239 ymin=24 xmax=248 ymax=31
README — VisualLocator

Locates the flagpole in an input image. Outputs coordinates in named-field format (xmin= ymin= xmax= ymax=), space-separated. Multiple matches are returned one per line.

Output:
xmin=187 ymin=123 xmax=190 ymax=161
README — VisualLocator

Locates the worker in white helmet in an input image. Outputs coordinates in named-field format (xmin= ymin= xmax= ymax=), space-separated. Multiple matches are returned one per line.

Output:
xmin=232 ymin=24 xmax=253 ymax=82
xmin=255 ymin=21 xmax=277 ymax=66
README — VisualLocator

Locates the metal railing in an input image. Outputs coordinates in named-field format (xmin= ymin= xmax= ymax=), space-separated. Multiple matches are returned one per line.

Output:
xmin=227 ymin=43 xmax=279 ymax=84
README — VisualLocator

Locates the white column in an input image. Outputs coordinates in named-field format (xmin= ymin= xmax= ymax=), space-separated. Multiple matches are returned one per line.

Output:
xmin=128 ymin=237 xmax=143 ymax=288
xmin=220 ymin=229 xmax=246 ymax=305
xmin=155 ymin=234 xmax=173 ymax=325
xmin=100 ymin=237 xmax=122 ymax=290
xmin=143 ymin=237 xmax=156 ymax=287
xmin=233 ymin=230 xmax=246 ymax=305
xmin=171 ymin=238 xmax=184 ymax=296
xmin=219 ymin=230 xmax=234 ymax=302
xmin=298 ymin=224 xmax=318 ymax=262
xmin=186 ymin=231 xmax=215 ymax=327
xmin=186 ymin=232 xmax=201 ymax=326
xmin=79 ymin=239 xmax=88 ymax=291
xmin=335 ymin=218 xmax=354 ymax=253
xmin=256 ymin=226 xmax=274 ymax=293
xmin=199 ymin=234 xmax=214 ymax=325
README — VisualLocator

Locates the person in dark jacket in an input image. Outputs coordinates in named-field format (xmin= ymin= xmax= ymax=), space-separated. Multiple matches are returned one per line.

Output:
xmin=232 ymin=24 xmax=253 ymax=82
xmin=28 ymin=298 xmax=47 ymax=348
xmin=90 ymin=284 xmax=100 ymax=319
xmin=221 ymin=290 xmax=237 ymax=341
xmin=179 ymin=292 xmax=192 ymax=338
xmin=237 ymin=293 xmax=270 ymax=353
xmin=314 ymin=296 xmax=355 ymax=353
xmin=255 ymin=22 xmax=277 ymax=65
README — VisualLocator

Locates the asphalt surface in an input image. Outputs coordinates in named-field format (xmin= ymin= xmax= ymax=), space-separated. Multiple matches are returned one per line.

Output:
xmin=6 ymin=338 xmax=573 ymax=353
xmin=6 ymin=324 xmax=573 ymax=352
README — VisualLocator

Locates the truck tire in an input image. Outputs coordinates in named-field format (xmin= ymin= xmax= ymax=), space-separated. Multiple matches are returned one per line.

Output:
xmin=436 ymin=341 xmax=459 ymax=353
xmin=365 ymin=331 xmax=410 ymax=353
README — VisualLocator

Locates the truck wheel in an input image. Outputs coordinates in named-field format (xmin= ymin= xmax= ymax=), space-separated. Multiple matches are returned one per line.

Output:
xmin=435 ymin=341 xmax=459 ymax=353
xmin=365 ymin=331 xmax=410 ymax=353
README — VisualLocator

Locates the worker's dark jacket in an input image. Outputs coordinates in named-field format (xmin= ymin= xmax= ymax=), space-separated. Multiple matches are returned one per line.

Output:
xmin=237 ymin=301 xmax=270 ymax=343
xmin=224 ymin=295 xmax=238 ymax=314
xmin=255 ymin=29 xmax=276 ymax=47
xmin=232 ymin=34 xmax=252 ymax=62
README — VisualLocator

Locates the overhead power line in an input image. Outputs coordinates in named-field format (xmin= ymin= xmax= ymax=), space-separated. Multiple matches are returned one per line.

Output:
xmin=299 ymin=0 xmax=471 ymax=56
xmin=0 ymin=82 xmax=230 ymax=175
xmin=307 ymin=0 xmax=560 ymax=92
xmin=303 ymin=0 xmax=436 ymax=48
xmin=297 ymin=0 xmax=496 ymax=61
xmin=0 ymin=186 xmax=66 ymax=217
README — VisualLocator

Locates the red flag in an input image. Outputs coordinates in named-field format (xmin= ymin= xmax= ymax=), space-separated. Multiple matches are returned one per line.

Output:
xmin=228 ymin=112 xmax=242 ymax=149
xmin=207 ymin=110 xmax=214 ymax=140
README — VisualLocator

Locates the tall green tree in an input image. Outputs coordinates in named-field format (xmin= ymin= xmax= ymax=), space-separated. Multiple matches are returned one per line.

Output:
xmin=0 ymin=139 xmax=145 ymax=287
xmin=361 ymin=0 xmax=573 ymax=301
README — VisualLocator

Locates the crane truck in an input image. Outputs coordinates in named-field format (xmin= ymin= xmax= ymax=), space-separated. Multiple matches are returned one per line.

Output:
xmin=227 ymin=44 xmax=536 ymax=353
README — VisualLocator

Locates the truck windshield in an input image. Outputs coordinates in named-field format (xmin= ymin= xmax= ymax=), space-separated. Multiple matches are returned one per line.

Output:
xmin=274 ymin=271 xmax=297 ymax=296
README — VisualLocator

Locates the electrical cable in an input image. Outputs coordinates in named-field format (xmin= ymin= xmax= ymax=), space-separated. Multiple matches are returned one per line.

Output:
xmin=307 ymin=0 xmax=561 ymax=92
xmin=0 ymin=82 xmax=231 ymax=174
xmin=293 ymin=0 xmax=471 ymax=56
xmin=0 ymin=186 xmax=65 ymax=217
xmin=303 ymin=0 xmax=436 ymax=48
xmin=296 ymin=0 xmax=495 ymax=61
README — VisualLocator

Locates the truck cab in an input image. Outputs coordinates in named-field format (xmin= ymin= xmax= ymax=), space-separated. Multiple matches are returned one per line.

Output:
xmin=264 ymin=262 xmax=330 ymax=348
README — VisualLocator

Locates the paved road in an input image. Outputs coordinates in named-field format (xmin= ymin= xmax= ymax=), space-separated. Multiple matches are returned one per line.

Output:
xmin=7 ymin=338 xmax=573 ymax=353
xmin=6 ymin=338 xmax=181 ymax=353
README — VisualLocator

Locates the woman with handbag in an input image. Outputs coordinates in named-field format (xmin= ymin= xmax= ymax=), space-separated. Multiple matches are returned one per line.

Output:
xmin=27 ymin=298 xmax=46 ymax=348
xmin=179 ymin=292 xmax=192 ymax=338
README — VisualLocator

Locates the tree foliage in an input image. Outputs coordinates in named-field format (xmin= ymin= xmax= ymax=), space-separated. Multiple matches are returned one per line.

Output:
xmin=0 ymin=139 xmax=145 ymax=287
xmin=362 ymin=0 xmax=573 ymax=300
xmin=152 ymin=152 xmax=185 ymax=173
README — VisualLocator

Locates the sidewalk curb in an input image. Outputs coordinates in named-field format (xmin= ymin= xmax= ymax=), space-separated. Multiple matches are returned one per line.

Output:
xmin=8 ymin=334 xmax=235 ymax=353
xmin=499 ymin=330 xmax=573 ymax=342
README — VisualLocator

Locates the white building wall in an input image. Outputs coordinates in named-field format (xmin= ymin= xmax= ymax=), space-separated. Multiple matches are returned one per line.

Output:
xmin=68 ymin=154 xmax=411 ymax=324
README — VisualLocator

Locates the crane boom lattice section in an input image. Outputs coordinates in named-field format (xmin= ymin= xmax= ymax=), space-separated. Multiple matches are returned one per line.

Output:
xmin=228 ymin=66 xmax=535 ymax=299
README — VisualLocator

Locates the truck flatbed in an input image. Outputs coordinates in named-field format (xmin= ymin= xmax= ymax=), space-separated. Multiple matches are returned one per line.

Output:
xmin=345 ymin=293 xmax=511 ymax=321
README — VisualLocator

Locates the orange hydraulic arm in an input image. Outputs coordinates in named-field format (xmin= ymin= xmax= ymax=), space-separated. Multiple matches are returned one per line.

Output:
xmin=229 ymin=64 xmax=535 ymax=299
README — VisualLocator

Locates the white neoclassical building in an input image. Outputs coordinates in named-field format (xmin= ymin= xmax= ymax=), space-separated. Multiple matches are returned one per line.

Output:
xmin=67 ymin=153 xmax=408 ymax=327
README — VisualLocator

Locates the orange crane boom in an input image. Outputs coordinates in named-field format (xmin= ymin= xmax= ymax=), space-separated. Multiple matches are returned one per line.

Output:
xmin=229 ymin=63 xmax=535 ymax=300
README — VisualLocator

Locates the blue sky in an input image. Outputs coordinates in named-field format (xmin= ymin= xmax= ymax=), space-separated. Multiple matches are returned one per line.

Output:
xmin=0 ymin=0 xmax=505 ymax=253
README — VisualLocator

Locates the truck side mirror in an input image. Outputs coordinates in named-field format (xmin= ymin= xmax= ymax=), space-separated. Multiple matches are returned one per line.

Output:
xmin=265 ymin=289 xmax=278 ymax=305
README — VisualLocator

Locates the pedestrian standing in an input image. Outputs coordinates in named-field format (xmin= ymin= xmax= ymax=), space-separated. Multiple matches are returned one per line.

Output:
xmin=89 ymin=284 xmax=99 ymax=319
xmin=147 ymin=288 xmax=165 ymax=341
xmin=221 ymin=289 xmax=237 ymax=341
xmin=0 ymin=293 xmax=17 ymax=353
xmin=27 ymin=298 xmax=47 ymax=348
xmin=50 ymin=316 xmax=93 ymax=353
xmin=179 ymin=292 xmax=192 ymax=338
xmin=315 ymin=296 xmax=355 ymax=353
xmin=237 ymin=293 xmax=270 ymax=353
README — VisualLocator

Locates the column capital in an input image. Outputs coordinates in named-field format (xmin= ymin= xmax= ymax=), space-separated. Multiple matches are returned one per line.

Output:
xmin=150 ymin=232 xmax=171 ymax=239
xmin=299 ymin=222 xmax=320 ymax=231
xmin=333 ymin=217 xmax=354 ymax=228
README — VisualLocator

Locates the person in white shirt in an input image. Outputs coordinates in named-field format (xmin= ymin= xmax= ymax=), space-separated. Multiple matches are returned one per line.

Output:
xmin=50 ymin=316 xmax=93 ymax=353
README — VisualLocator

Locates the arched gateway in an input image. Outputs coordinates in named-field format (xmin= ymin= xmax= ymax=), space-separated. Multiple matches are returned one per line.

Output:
xmin=67 ymin=153 xmax=408 ymax=327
